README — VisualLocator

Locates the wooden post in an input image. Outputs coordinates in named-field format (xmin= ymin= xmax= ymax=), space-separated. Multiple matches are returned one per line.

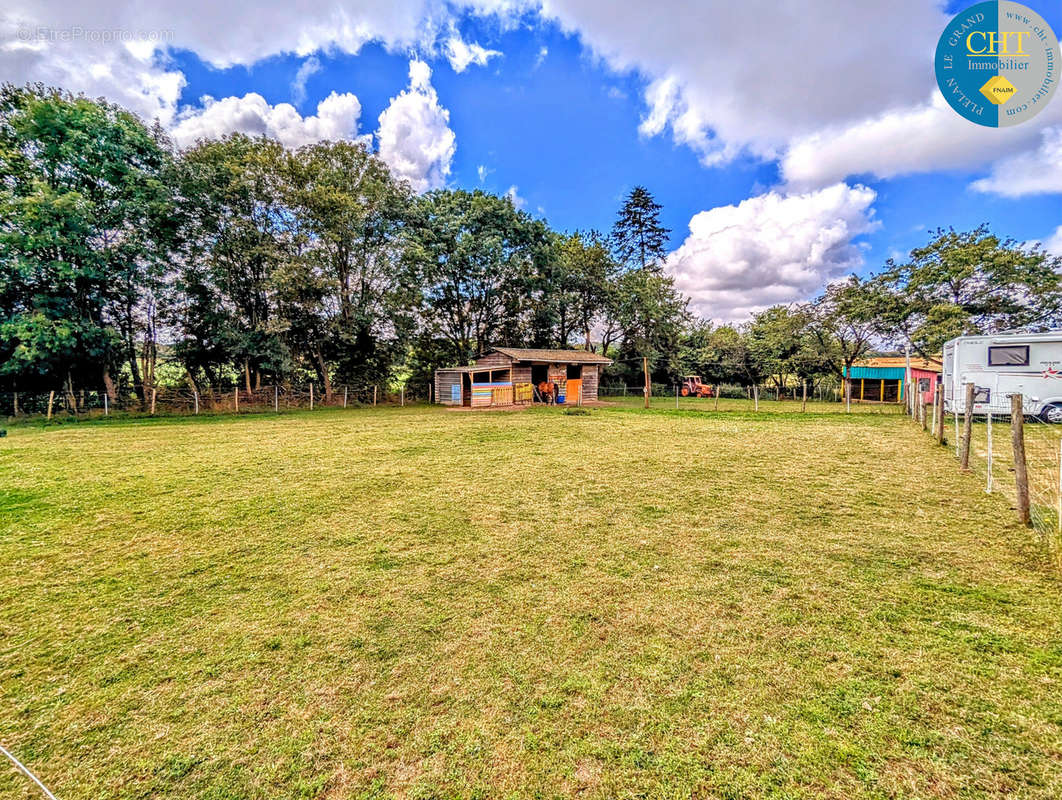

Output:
xmin=845 ymin=376 xmax=851 ymax=414
xmin=714 ymin=386 xmax=719 ymax=411
xmin=274 ymin=385 xmax=278 ymax=412
xmin=310 ymin=383 xmax=314 ymax=410
xmin=960 ymin=382 xmax=975 ymax=469
xmin=401 ymin=387 xmax=405 ymax=407
xmin=1011 ymin=393 xmax=1031 ymax=527
xmin=46 ymin=390 xmax=54 ymax=420
xmin=373 ymin=385 xmax=378 ymax=406
xmin=234 ymin=387 xmax=238 ymax=413
xmin=102 ymin=392 xmax=107 ymax=416
xmin=151 ymin=388 xmax=157 ymax=415
xmin=935 ymin=383 xmax=945 ymax=446
xmin=194 ymin=390 xmax=200 ymax=415
xmin=675 ymin=384 xmax=679 ymax=409
xmin=753 ymin=384 xmax=759 ymax=411
xmin=801 ymin=380 xmax=807 ymax=413
xmin=920 ymin=395 xmax=927 ymax=431
xmin=986 ymin=412 xmax=993 ymax=493
xmin=643 ymin=357 xmax=650 ymax=409
xmin=343 ymin=386 xmax=348 ymax=408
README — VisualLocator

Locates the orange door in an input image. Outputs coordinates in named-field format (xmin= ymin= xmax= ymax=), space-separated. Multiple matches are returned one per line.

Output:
xmin=566 ymin=379 xmax=582 ymax=404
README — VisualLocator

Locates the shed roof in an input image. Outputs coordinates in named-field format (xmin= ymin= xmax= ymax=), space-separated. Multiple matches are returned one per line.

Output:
xmin=852 ymin=355 xmax=942 ymax=372
xmin=489 ymin=347 xmax=612 ymax=364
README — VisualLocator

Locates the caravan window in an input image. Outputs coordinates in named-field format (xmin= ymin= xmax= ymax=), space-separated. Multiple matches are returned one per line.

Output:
xmin=987 ymin=345 xmax=1029 ymax=366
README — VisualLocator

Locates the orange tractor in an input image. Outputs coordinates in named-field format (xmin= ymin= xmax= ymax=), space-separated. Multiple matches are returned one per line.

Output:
xmin=680 ymin=376 xmax=714 ymax=397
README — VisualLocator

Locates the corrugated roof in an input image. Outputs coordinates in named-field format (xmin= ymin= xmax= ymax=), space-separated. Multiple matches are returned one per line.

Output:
xmin=853 ymin=355 xmax=942 ymax=372
xmin=489 ymin=347 xmax=613 ymax=364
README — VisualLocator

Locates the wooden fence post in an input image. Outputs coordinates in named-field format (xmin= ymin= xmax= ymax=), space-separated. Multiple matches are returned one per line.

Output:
xmin=714 ymin=386 xmax=719 ymax=411
xmin=753 ymin=384 xmax=759 ymax=412
xmin=986 ymin=412 xmax=993 ymax=493
xmin=194 ymin=390 xmax=199 ymax=415
xmin=310 ymin=383 xmax=314 ymax=410
xmin=274 ymin=385 xmax=278 ymax=413
xmin=920 ymin=394 xmax=927 ymax=431
xmin=1011 ymin=393 xmax=1031 ymax=526
xmin=102 ymin=392 xmax=107 ymax=416
xmin=343 ymin=386 xmax=348 ymax=408
xmin=151 ymin=388 xmax=157 ymax=415
xmin=643 ymin=357 xmax=650 ymax=409
xmin=46 ymin=390 xmax=54 ymax=420
xmin=960 ymin=382 xmax=974 ymax=469
xmin=801 ymin=380 xmax=807 ymax=413
xmin=935 ymin=384 xmax=945 ymax=445
xmin=234 ymin=387 xmax=238 ymax=413
xmin=373 ymin=385 xmax=377 ymax=406
xmin=401 ymin=387 xmax=405 ymax=407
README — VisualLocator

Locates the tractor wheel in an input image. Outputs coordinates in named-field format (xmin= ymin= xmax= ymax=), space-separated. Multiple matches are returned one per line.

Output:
xmin=680 ymin=387 xmax=690 ymax=396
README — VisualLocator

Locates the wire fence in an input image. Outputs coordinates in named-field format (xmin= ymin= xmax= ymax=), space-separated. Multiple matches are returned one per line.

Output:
xmin=0 ymin=382 xmax=430 ymax=420
xmin=909 ymin=383 xmax=1062 ymax=568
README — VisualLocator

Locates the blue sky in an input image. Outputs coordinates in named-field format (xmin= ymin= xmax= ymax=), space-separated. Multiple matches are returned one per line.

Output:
xmin=5 ymin=0 xmax=1061 ymax=319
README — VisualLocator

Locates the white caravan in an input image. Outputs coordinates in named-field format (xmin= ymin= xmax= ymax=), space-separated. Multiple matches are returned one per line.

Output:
xmin=942 ymin=332 xmax=1062 ymax=422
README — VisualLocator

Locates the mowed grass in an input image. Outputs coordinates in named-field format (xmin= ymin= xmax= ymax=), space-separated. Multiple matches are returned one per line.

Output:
xmin=2 ymin=404 xmax=1062 ymax=799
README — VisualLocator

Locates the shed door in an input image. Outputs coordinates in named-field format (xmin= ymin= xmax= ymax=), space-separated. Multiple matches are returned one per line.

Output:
xmin=451 ymin=384 xmax=461 ymax=403
xmin=566 ymin=379 xmax=582 ymax=404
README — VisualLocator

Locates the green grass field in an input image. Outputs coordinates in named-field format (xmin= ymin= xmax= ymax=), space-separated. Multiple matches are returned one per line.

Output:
xmin=2 ymin=403 xmax=1062 ymax=799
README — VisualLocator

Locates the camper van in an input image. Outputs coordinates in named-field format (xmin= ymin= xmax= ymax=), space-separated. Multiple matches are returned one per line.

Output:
xmin=942 ymin=332 xmax=1062 ymax=422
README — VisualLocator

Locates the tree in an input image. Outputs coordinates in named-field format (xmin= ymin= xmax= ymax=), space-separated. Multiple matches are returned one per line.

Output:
xmin=745 ymin=305 xmax=816 ymax=396
xmin=0 ymin=84 xmax=175 ymax=401
xmin=875 ymin=225 xmax=1062 ymax=356
xmin=611 ymin=186 xmax=671 ymax=271
xmin=810 ymin=277 xmax=885 ymax=406
xmin=406 ymin=189 xmax=552 ymax=364
xmin=171 ymin=134 xmax=288 ymax=392
xmin=554 ymin=230 xmax=618 ymax=351
xmin=276 ymin=140 xmax=413 ymax=393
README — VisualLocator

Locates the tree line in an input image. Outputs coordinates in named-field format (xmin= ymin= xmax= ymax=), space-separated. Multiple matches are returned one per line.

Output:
xmin=2 ymin=84 xmax=1060 ymax=405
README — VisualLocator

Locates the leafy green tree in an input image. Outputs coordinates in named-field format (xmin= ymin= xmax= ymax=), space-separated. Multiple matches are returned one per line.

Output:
xmin=611 ymin=186 xmax=671 ymax=271
xmin=810 ymin=276 xmax=885 ymax=403
xmin=745 ymin=305 xmax=817 ymax=395
xmin=612 ymin=269 xmax=689 ymax=382
xmin=405 ymin=189 xmax=552 ymax=363
xmin=552 ymin=230 xmax=618 ymax=351
xmin=277 ymin=140 xmax=413 ymax=393
xmin=875 ymin=225 xmax=1062 ymax=356
xmin=171 ymin=134 xmax=288 ymax=392
xmin=0 ymin=84 xmax=175 ymax=400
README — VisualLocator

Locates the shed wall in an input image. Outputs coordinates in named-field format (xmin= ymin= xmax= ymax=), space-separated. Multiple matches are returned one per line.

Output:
xmin=435 ymin=371 xmax=463 ymax=405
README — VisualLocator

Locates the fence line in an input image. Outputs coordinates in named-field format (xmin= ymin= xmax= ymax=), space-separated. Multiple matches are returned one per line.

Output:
xmin=905 ymin=380 xmax=1062 ymax=568
xmin=0 ymin=383 xmax=428 ymax=420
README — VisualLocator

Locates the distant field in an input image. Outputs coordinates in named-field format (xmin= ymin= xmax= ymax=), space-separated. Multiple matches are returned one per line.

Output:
xmin=2 ymin=404 xmax=1061 ymax=799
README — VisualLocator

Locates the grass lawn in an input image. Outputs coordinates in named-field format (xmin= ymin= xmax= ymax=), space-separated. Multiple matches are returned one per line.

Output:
xmin=2 ymin=403 xmax=1061 ymax=799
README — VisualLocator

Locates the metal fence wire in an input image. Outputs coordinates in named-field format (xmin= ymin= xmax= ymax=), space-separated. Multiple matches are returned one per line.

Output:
xmin=0 ymin=383 xmax=426 ymax=419
xmin=910 ymin=382 xmax=1062 ymax=568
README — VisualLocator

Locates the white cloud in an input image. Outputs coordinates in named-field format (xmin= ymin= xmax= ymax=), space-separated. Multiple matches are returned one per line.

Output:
xmin=1037 ymin=225 xmax=1062 ymax=256
xmin=534 ymin=45 xmax=548 ymax=68
xmin=444 ymin=32 xmax=501 ymax=72
xmin=291 ymin=55 xmax=322 ymax=105
xmin=971 ymin=127 xmax=1062 ymax=198
xmin=782 ymin=93 xmax=1062 ymax=189
xmin=477 ymin=164 xmax=492 ymax=182
xmin=665 ymin=183 xmax=879 ymax=322
xmin=505 ymin=184 xmax=526 ymax=209
xmin=376 ymin=59 xmax=456 ymax=192
xmin=171 ymin=91 xmax=362 ymax=148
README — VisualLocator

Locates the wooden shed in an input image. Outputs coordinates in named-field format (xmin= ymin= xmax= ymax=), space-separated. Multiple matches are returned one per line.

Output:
xmin=842 ymin=356 xmax=942 ymax=404
xmin=435 ymin=348 xmax=613 ymax=408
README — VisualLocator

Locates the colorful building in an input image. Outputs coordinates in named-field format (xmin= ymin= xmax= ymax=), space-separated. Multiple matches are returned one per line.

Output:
xmin=435 ymin=348 xmax=613 ymax=408
xmin=842 ymin=356 xmax=942 ymax=404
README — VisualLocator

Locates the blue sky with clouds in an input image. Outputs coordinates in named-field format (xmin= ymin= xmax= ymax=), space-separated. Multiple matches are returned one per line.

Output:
xmin=4 ymin=0 xmax=1060 ymax=320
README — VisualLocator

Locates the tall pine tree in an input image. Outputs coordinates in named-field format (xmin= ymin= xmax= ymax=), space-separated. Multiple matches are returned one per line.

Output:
xmin=611 ymin=186 xmax=671 ymax=272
